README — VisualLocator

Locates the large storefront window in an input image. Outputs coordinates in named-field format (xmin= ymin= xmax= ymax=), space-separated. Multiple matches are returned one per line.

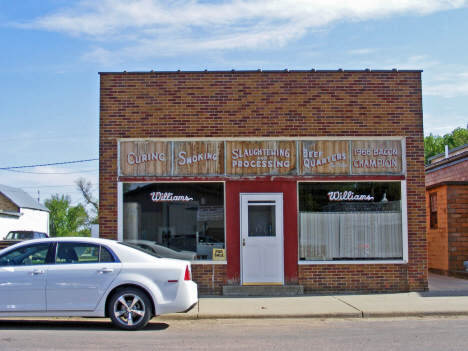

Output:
xmin=123 ymin=183 xmax=225 ymax=261
xmin=299 ymin=182 xmax=402 ymax=261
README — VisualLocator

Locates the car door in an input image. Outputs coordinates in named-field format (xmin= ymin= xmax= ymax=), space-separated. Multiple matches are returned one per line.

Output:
xmin=46 ymin=242 xmax=122 ymax=311
xmin=0 ymin=242 xmax=53 ymax=311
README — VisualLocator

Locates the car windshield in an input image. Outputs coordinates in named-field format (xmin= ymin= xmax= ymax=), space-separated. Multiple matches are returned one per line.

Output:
xmin=118 ymin=242 xmax=162 ymax=258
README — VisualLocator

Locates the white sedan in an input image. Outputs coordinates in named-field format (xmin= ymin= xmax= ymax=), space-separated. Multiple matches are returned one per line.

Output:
xmin=0 ymin=237 xmax=198 ymax=330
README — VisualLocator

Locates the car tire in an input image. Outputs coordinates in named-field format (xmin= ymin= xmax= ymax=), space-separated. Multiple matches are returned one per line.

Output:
xmin=108 ymin=288 xmax=153 ymax=331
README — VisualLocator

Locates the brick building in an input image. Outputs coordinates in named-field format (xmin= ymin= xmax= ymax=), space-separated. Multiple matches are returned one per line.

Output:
xmin=426 ymin=143 xmax=468 ymax=276
xmin=99 ymin=70 xmax=427 ymax=294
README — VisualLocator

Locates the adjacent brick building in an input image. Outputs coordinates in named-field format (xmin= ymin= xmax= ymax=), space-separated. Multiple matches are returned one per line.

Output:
xmin=426 ymin=143 xmax=468 ymax=275
xmin=99 ymin=69 xmax=427 ymax=294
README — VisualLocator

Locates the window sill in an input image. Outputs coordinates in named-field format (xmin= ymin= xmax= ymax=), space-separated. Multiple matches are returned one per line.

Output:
xmin=298 ymin=260 xmax=407 ymax=265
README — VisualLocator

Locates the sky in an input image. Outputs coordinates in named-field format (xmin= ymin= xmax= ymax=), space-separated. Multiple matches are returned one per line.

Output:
xmin=1 ymin=0 xmax=467 ymax=206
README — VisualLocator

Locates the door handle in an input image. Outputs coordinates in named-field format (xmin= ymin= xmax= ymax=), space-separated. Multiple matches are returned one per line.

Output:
xmin=243 ymin=238 xmax=245 ymax=247
xmin=30 ymin=270 xmax=44 ymax=275
xmin=99 ymin=268 xmax=114 ymax=273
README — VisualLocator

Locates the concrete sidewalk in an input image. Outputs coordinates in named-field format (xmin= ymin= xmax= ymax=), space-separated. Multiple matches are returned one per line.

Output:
xmin=159 ymin=274 xmax=468 ymax=320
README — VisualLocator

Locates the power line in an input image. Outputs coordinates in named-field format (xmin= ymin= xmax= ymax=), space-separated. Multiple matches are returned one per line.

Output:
xmin=22 ymin=185 xmax=79 ymax=188
xmin=0 ymin=159 xmax=98 ymax=170
xmin=4 ymin=169 xmax=98 ymax=174
xmin=0 ymin=134 xmax=98 ymax=143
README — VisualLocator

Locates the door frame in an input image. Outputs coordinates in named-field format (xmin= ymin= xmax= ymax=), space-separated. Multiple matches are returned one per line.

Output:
xmin=240 ymin=193 xmax=284 ymax=285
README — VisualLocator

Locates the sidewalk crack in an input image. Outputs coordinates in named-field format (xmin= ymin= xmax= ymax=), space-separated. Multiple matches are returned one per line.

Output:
xmin=331 ymin=295 xmax=364 ymax=318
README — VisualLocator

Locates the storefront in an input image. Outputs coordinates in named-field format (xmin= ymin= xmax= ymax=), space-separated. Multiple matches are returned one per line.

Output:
xmin=99 ymin=70 xmax=427 ymax=294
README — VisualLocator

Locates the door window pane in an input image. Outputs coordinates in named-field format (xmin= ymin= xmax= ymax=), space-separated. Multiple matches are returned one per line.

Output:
xmin=248 ymin=205 xmax=276 ymax=237
xmin=56 ymin=243 xmax=99 ymax=264
xmin=0 ymin=243 xmax=52 ymax=266
xmin=100 ymin=246 xmax=116 ymax=262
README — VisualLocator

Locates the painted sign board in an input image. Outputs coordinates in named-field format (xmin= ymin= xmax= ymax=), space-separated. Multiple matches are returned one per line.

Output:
xmin=350 ymin=140 xmax=402 ymax=174
xmin=225 ymin=140 xmax=296 ymax=175
xmin=299 ymin=140 xmax=349 ymax=175
xmin=119 ymin=139 xmax=404 ymax=176
xmin=120 ymin=141 xmax=171 ymax=176
xmin=174 ymin=141 xmax=224 ymax=175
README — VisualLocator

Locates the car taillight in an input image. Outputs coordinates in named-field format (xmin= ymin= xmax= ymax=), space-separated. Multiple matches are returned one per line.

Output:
xmin=184 ymin=265 xmax=191 ymax=281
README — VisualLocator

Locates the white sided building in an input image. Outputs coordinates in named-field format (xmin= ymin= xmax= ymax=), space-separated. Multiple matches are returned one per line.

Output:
xmin=0 ymin=184 xmax=49 ymax=239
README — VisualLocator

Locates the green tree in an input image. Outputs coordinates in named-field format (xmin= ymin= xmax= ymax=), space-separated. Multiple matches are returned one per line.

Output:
xmin=424 ymin=126 xmax=468 ymax=164
xmin=44 ymin=194 xmax=90 ymax=237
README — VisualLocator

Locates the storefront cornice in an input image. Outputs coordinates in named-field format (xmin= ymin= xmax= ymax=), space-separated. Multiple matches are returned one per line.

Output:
xmin=114 ymin=136 xmax=405 ymax=142
xmin=99 ymin=69 xmax=423 ymax=75
xmin=117 ymin=175 xmax=406 ymax=183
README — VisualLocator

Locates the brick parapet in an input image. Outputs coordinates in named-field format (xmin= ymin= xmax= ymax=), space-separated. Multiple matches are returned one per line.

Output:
xmin=426 ymin=158 xmax=468 ymax=187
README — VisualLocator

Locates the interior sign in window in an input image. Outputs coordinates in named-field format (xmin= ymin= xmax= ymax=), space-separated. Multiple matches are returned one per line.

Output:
xmin=197 ymin=206 xmax=224 ymax=221
xmin=150 ymin=192 xmax=193 ymax=202
xmin=327 ymin=191 xmax=374 ymax=201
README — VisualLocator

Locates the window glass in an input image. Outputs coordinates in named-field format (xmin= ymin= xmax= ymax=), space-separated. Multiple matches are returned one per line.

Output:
xmin=430 ymin=193 xmax=438 ymax=229
xmin=123 ymin=182 xmax=225 ymax=261
xmin=0 ymin=243 xmax=52 ymax=266
xmin=299 ymin=182 xmax=402 ymax=261
xmin=56 ymin=243 xmax=99 ymax=264
xmin=100 ymin=246 xmax=116 ymax=262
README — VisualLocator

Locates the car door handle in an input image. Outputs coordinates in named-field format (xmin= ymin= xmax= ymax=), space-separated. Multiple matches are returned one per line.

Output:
xmin=30 ymin=270 xmax=44 ymax=275
xmin=99 ymin=268 xmax=114 ymax=273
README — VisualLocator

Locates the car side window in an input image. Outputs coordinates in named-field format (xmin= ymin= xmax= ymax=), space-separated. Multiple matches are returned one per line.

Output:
xmin=100 ymin=246 xmax=116 ymax=262
xmin=56 ymin=243 xmax=100 ymax=264
xmin=0 ymin=243 xmax=53 ymax=266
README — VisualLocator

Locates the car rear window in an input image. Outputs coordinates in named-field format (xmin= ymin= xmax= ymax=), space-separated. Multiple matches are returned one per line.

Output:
xmin=118 ymin=242 xmax=162 ymax=259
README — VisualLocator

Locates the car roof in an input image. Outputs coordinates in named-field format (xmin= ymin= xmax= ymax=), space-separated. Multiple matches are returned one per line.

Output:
xmin=0 ymin=237 xmax=190 ymax=266
xmin=3 ymin=237 xmax=117 ymax=247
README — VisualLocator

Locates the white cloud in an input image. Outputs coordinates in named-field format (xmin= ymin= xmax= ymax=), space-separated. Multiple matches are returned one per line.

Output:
xmin=424 ymin=71 xmax=468 ymax=98
xmin=20 ymin=0 xmax=467 ymax=63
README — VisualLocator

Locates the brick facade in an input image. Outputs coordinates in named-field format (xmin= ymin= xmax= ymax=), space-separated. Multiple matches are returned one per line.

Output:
xmin=100 ymin=70 xmax=427 ymax=294
xmin=192 ymin=264 xmax=228 ymax=295
xmin=299 ymin=264 xmax=408 ymax=294
xmin=426 ymin=153 xmax=468 ymax=275
xmin=426 ymin=158 xmax=468 ymax=186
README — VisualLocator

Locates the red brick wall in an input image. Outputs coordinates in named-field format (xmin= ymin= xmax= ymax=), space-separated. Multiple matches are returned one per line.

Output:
xmin=192 ymin=264 xmax=227 ymax=295
xmin=426 ymin=159 xmax=468 ymax=187
xmin=447 ymin=185 xmax=468 ymax=270
xmin=100 ymin=70 xmax=427 ymax=293
xmin=299 ymin=264 xmax=408 ymax=293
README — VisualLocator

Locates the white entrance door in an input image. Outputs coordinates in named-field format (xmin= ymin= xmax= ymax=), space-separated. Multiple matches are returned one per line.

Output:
xmin=241 ymin=193 xmax=283 ymax=285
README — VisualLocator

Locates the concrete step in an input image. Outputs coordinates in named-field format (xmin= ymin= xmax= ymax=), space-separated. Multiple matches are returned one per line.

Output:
xmin=223 ymin=285 xmax=304 ymax=296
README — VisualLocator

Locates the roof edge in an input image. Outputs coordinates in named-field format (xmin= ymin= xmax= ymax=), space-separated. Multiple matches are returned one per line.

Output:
xmin=99 ymin=69 xmax=423 ymax=75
